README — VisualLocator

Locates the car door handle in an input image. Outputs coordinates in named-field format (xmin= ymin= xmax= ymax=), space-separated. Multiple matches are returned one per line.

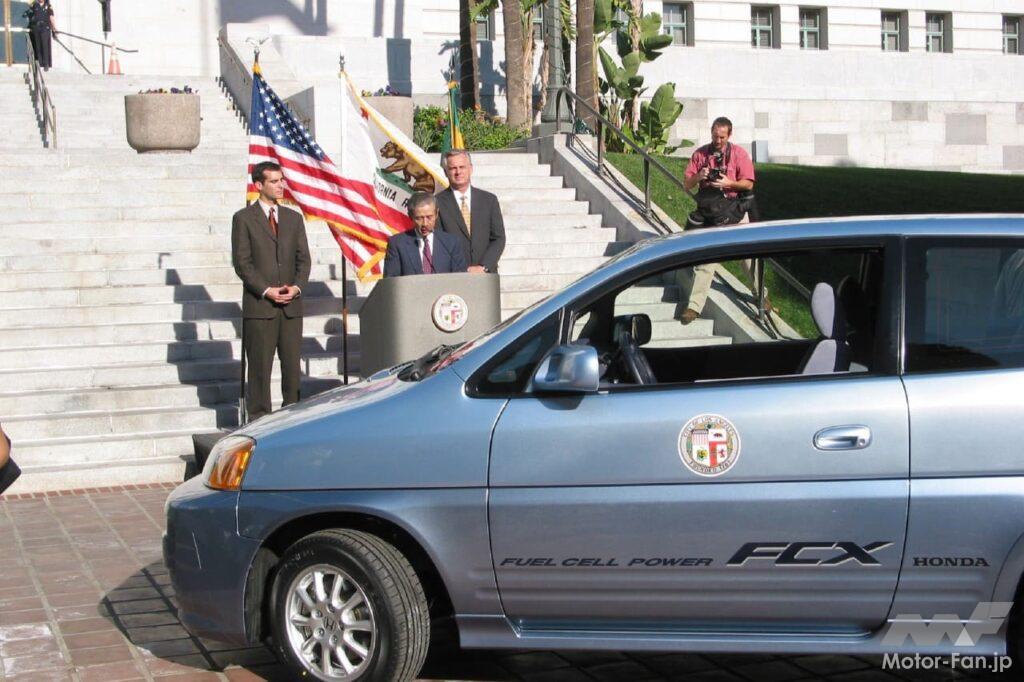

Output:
xmin=814 ymin=425 xmax=872 ymax=451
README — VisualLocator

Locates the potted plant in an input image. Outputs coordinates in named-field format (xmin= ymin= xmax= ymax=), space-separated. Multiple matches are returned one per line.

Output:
xmin=363 ymin=85 xmax=414 ymax=139
xmin=125 ymin=87 xmax=201 ymax=153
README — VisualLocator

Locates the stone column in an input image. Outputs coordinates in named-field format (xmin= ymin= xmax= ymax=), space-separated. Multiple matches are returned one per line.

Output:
xmin=535 ymin=0 xmax=573 ymax=136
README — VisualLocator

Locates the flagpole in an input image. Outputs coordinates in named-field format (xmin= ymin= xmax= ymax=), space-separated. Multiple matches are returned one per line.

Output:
xmin=238 ymin=48 xmax=263 ymax=427
xmin=339 ymin=54 xmax=350 ymax=386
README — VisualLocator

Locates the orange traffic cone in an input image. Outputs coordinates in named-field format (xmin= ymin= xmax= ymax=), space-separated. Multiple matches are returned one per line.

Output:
xmin=107 ymin=44 xmax=122 ymax=75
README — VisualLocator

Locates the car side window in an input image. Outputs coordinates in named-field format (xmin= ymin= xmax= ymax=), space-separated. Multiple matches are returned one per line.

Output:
xmin=473 ymin=314 xmax=561 ymax=396
xmin=573 ymin=247 xmax=885 ymax=386
xmin=906 ymin=240 xmax=1024 ymax=372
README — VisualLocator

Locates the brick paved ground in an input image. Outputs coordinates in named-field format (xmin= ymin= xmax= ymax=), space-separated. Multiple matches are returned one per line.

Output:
xmin=0 ymin=487 xmax=1008 ymax=681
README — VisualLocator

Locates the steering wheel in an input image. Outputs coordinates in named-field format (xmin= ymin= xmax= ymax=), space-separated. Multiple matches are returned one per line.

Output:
xmin=616 ymin=328 xmax=657 ymax=385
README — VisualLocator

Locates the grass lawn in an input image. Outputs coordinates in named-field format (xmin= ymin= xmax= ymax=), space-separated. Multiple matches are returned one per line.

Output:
xmin=606 ymin=153 xmax=1024 ymax=337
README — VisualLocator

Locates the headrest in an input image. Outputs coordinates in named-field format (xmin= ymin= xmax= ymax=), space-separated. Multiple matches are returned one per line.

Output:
xmin=613 ymin=314 xmax=652 ymax=346
xmin=811 ymin=282 xmax=846 ymax=340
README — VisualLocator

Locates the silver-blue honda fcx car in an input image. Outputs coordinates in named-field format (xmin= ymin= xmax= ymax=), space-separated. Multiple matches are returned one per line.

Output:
xmin=165 ymin=215 xmax=1024 ymax=680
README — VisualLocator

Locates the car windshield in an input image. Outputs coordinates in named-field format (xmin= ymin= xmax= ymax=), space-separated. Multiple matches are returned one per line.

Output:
xmin=397 ymin=291 xmax=557 ymax=382
xmin=395 ymin=244 xmax=657 ymax=382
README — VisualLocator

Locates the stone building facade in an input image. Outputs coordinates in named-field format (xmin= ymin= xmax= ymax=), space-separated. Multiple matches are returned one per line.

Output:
xmin=3 ymin=0 xmax=1022 ymax=171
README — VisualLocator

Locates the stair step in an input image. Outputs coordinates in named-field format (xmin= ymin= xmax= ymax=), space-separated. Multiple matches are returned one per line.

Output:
xmin=0 ymin=376 xmax=347 ymax=417
xmin=645 ymin=335 xmax=733 ymax=349
xmin=10 ymin=431 xmax=206 ymax=477
xmin=0 ymin=352 xmax=356 ymax=391
xmin=0 ymin=333 xmax=355 ymax=369
xmin=0 ymin=233 xmax=616 ymax=259
xmin=3 ymin=404 xmax=239 ymax=441
xmin=0 ymin=175 xmax=565 ymax=196
xmin=0 ymin=185 xmax=581 ymax=207
xmin=2 ymin=212 xmax=604 ymax=234
xmin=0 ymin=295 xmax=357 ymax=327
xmin=1 ymin=177 xmax=247 ymax=195
xmin=0 ymin=314 xmax=359 ymax=347
xmin=3 ymin=200 xmax=589 ymax=223
xmin=0 ymin=221 xmax=611 ymax=244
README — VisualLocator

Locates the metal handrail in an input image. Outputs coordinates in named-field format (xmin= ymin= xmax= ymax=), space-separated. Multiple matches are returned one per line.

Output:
xmin=554 ymin=86 xmax=693 ymax=219
xmin=56 ymin=31 xmax=138 ymax=52
xmin=216 ymin=35 xmax=253 ymax=122
xmin=25 ymin=36 xmax=56 ymax=148
xmin=218 ymin=35 xmax=252 ymax=88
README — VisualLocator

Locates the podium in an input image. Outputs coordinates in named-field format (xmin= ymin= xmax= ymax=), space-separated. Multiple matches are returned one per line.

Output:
xmin=359 ymin=273 xmax=502 ymax=375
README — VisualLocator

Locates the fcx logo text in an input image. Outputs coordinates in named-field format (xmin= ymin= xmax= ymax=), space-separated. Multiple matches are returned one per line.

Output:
xmin=727 ymin=542 xmax=892 ymax=566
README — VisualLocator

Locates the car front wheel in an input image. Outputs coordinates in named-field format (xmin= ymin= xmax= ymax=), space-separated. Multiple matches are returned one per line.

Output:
xmin=270 ymin=529 xmax=430 ymax=681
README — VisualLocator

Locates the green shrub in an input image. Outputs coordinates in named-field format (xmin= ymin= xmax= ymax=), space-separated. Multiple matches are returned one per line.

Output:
xmin=413 ymin=106 xmax=447 ymax=153
xmin=460 ymin=109 xmax=530 ymax=150
xmin=413 ymin=106 xmax=529 ymax=152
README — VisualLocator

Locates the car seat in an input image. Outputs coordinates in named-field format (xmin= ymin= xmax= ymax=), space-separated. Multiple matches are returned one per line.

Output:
xmin=799 ymin=283 xmax=852 ymax=374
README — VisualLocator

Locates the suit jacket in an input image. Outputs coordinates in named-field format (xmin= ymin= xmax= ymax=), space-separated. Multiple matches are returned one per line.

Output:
xmin=436 ymin=186 xmax=506 ymax=272
xmin=383 ymin=229 xmax=467 ymax=277
xmin=231 ymin=202 xmax=311 ymax=319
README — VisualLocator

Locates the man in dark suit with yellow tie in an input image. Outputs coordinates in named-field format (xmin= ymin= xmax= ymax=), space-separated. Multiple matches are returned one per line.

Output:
xmin=231 ymin=162 xmax=311 ymax=421
xmin=436 ymin=150 xmax=506 ymax=273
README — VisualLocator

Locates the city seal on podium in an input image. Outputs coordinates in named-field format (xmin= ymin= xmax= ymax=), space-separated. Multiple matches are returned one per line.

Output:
xmin=432 ymin=294 xmax=468 ymax=332
xmin=678 ymin=414 xmax=741 ymax=477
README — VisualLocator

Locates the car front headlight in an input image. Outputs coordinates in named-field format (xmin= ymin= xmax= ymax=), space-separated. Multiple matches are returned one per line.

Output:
xmin=204 ymin=435 xmax=256 ymax=491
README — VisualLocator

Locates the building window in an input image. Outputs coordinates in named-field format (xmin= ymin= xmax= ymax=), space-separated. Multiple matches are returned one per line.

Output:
xmin=925 ymin=12 xmax=952 ymax=53
xmin=663 ymin=3 xmax=693 ymax=47
xmin=1005 ymin=16 xmax=1022 ymax=55
xmin=476 ymin=9 xmax=494 ymax=41
xmin=532 ymin=5 xmax=545 ymax=42
xmin=799 ymin=7 xmax=827 ymax=50
xmin=881 ymin=11 xmax=907 ymax=52
xmin=751 ymin=6 xmax=779 ymax=49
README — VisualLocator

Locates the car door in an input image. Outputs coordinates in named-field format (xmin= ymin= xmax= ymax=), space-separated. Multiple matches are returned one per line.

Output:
xmin=893 ymin=236 xmax=1024 ymax=621
xmin=486 ymin=240 xmax=910 ymax=634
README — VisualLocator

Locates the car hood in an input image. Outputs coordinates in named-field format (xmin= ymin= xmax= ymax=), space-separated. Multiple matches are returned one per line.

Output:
xmin=238 ymin=367 xmax=504 ymax=490
xmin=241 ymin=369 xmax=413 ymax=440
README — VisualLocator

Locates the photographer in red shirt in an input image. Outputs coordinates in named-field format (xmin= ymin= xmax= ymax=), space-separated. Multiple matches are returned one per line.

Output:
xmin=680 ymin=117 xmax=760 ymax=324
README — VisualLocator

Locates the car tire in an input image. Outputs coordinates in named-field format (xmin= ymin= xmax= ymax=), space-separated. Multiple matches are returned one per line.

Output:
xmin=1008 ymin=598 xmax=1024 ymax=666
xmin=269 ymin=529 xmax=430 ymax=681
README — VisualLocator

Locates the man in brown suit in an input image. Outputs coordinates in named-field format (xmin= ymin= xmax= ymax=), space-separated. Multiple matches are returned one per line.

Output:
xmin=232 ymin=162 xmax=311 ymax=420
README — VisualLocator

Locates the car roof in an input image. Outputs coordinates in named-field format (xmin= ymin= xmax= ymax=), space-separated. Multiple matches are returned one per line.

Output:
xmin=647 ymin=213 xmax=1024 ymax=257
xmin=590 ymin=213 xmax=1024 ymax=281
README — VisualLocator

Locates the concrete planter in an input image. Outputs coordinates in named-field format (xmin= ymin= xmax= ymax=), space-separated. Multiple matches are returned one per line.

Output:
xmin=366 ymin=96 xmax=414 ymax=139
xmin=124 ymin=94 xmax=201 ymax=153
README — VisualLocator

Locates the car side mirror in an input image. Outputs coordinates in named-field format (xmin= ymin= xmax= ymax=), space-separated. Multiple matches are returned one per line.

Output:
xmin=531 ymin=344 xmax=600 ymax=394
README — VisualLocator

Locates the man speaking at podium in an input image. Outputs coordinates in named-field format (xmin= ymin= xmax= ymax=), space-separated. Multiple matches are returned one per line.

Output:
xmin=384 ymin=192 xmax=467 ymax=277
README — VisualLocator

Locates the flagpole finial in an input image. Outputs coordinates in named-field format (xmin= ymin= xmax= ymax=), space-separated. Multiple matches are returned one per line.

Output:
xmin=245 ymin=36 xmax=269 ymax=61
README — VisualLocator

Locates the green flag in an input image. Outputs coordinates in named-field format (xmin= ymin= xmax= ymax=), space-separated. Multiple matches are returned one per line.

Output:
xmin=441 ymin=81 xmax=465 ymax=153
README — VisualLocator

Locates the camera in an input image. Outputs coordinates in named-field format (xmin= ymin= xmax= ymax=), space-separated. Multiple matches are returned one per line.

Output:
xmin=705 ymin=150 xmax=725 ymax=182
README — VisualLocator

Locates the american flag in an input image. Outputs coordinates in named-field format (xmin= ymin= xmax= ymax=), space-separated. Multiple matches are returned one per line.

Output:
xmin=246 ymin=62 xmax=406 ymax=280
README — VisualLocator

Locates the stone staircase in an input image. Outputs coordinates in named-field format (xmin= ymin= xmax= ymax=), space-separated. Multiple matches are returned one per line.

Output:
xmin=0 ymin=71 xmax=643 ymax=492
xmin=615 ymin=273 xmax=733 ymax=348
xmin=1 ymin=67 xmax=43 ymax=148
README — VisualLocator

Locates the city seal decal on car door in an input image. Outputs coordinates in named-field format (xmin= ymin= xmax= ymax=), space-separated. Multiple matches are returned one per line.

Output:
xmin=679 ymin=414 xmax=741 ymax=477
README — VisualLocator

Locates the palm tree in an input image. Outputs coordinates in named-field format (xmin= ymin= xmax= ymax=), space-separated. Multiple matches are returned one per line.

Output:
xmin=459 ymin=0 xmax=480 ymax=109
xmin=502 ymin=0 xmax=530 ymax=128
xmin=575 ymin=0 xmax=596 ymax=129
